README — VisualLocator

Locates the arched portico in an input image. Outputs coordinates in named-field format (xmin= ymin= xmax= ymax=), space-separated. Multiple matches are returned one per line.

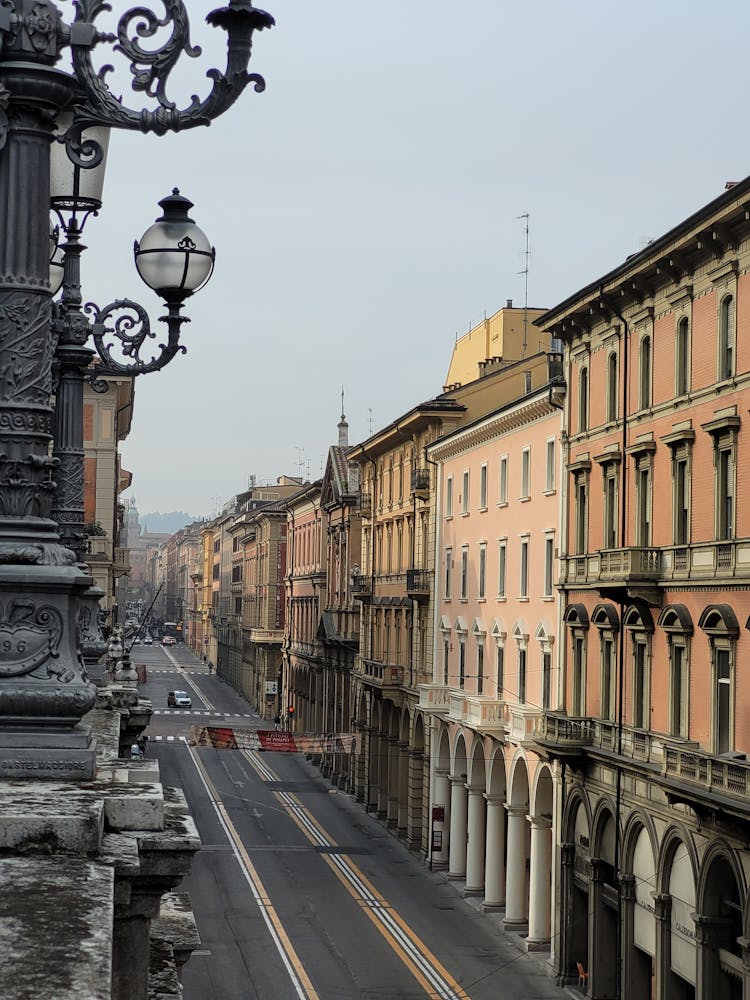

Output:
xmin=528 ymin=764 xmax=553 ymax=948
xmin=465 ymin=741 xmax=487 ymax=895
xmin=483 ymin=745 xmax=507 ymax=911
xmin=696 ymin=846 xmax=745 ymax=1000
xmin=448 ymin=732 xmax=468 ymax=879
xmin=504 ymin=754 xmax=530 ymax=932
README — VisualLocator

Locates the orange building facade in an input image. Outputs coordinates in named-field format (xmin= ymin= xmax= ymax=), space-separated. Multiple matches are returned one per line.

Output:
xmin=537 ymin=178 xmax=750 ymax=998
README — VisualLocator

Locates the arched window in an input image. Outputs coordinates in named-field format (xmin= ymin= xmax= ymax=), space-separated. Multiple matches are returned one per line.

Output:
xmin=700 ymin=604 xmax=739 ymax=754
xmin=639 ymin=336 xmax=652 ymax=409
xmin=623 ymin=603 xmax=654 ymax=729
xmin=658 ymin=605 xmax=693 ymax=739
xmin=675 ymin=317 xmax=690 ymax=397
xmin=606 ymin=352 xmax=618 ymax=422
xmin=593 ymin=604 xmax=619 ymax=722
xmin=579 ymin=366 xmax=588 ymax=432
xmin=719 ymin=294 xmax=735 ymax=381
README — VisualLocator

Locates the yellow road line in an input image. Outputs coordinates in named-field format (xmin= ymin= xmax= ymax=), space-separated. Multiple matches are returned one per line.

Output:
xmin=243 ymin=750 xmax=471 ymax=1000
xmin=189 ymin=747 xmax=320 ymax=1000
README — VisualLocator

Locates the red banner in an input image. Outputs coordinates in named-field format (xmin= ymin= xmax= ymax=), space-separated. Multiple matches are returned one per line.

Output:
xmin=191 ymin=726 xmax=359 ymax=755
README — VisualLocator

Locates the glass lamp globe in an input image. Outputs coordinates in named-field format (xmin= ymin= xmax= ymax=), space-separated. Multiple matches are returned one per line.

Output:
xmin=49 ymin=228 xmax=64 ymax=296
xmin=134 ymin=189 xmax=215 ymax=303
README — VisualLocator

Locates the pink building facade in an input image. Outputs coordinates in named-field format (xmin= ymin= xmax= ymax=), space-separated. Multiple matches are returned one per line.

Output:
xmin=425 ymin=362 xmax=564 ymax=956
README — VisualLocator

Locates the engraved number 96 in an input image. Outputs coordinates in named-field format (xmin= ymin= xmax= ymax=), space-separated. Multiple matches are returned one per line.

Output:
xmin=1 ymin=639 xmax=26 ymax=654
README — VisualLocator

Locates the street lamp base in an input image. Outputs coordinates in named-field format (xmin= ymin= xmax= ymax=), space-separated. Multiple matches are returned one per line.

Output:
xmin=0 ymin=723 xmax=95 ymax=781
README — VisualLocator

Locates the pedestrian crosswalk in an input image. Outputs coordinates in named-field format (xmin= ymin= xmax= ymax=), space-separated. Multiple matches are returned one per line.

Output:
xmin=153 ymin=710 xmax=255 ymax=718
xmin=150 ymin=735 xmax=188 ymax=743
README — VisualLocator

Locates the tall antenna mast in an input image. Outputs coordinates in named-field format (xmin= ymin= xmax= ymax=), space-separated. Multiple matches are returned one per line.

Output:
xmin=518 ymin=212 xmax=530 ymax=357
xmin=368 ymin=408 xmax=374 ymax=436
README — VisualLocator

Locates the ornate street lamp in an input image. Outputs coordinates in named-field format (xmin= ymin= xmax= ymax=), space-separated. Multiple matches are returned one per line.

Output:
xmin=0 ymin=1 xmax=274 ymax=780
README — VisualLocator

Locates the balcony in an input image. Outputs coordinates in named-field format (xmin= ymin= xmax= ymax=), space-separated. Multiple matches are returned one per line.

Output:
xmin=358 ymin=492 xmax=373 ymax=518
xmin=361 ymin=658 xmax=404 ymax=692
xmin=418 ymin=684 xmax=451 ymax=714
xmin=534 ymin=712 xmax=593 ymax=757
xmin=661 ymin=539 xmax=750 ymax=582
xmin=662 ymin=744 xmax=750 ymax=818
xmin=406 ymin=568 xmax=431 ymax=602
xmin=87 ymin=536 xmax=110 ymax=563
xmin=465 ymin=697 xmax=507 ymax=734
xmin=506 ymin=703 xmax=543 ymax=744
xmin=411 ymin=468 xmax=430 ymax=498
xmin=249 ymin=627 xmax=284 ymax=645
xmin=561 ymin=546 xmax=662 ymax=604
xmin=351 ymin=574 xmax=372 ymax=601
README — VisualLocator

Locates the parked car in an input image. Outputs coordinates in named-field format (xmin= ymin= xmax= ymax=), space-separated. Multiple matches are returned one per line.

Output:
xmin=162 ymin=636 xmax=176 ymax=645
xmin=168 ymin=690 xmax=191 ymax=709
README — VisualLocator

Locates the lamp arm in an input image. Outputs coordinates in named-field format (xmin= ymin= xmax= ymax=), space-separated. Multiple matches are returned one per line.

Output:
xmin=86 ymin=298 xmax=190 ymax=376
xmin=64 ymin=1 xmax=274 ymax=139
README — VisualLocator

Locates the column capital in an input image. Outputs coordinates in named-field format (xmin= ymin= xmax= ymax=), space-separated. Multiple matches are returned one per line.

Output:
xmin=449 ymin=773 xmax=468 ymax=787
xmin=483 ymin=793 xmax=505 ymax=805
xmin=619 ymin=872 xmax=635 ymax=901
xmin=466 ymin=784 xmax=485 ymax=796
xmin=505 ymin=803 xmax=528 ymax=817
xmin=434 ymin=767 xmax=451 ymax=778
xmin=530 ymin=815 xmax=552 ymax=831
xmin=653 ymin=892 xmax=671 ymax=923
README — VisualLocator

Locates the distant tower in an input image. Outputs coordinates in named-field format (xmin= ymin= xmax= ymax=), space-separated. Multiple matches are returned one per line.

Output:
xmin=338 ymin=386 xmax=349 ymax=447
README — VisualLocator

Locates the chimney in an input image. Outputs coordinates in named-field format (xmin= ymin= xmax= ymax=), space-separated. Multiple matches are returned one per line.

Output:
xmin=506 ymin=298 xmax=513 ymax=309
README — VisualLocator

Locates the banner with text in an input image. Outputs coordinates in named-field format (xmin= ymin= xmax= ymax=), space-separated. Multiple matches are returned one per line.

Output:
xmin=190 ymin=726 xmax=360 ymax=755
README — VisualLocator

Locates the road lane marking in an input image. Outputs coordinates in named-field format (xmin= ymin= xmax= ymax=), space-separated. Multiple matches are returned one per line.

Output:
xmin=185 ymin=744 xmax=320 ymax=1000
xmin=243 ymin=750 xmax=471 ymax=1000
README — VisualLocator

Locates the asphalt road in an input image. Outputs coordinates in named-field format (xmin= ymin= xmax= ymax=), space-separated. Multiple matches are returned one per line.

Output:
xmin=137 ymin=644 xmax=564 ymax=1000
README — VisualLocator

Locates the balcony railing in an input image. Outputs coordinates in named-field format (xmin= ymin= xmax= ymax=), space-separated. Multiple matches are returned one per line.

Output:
xmin=411 ymin=468 xmax=430 ymax=496
xmin=561 ymin=547 xmax=661 ymax=593
xmin=664 ymin=745 xmax=750 ymax=799
xmin=418 ymin=684 xmax=451 ymax=713
xmin=535 ymin=712 xmax=593 ymax=749
xmin=351 ymin=574 xmax=372 ymax=601
xmin=361 ymin=658 xmax=404 ymax=688
xmin=406 ymin=568 xmax=431 ymax=601
xmin=661 ymin=539 xmax=750 ymax=580
xmin=358 ymin=492 xmax=373 ymax=518
xmin=113 ymin=546 xmax=130 ymax=574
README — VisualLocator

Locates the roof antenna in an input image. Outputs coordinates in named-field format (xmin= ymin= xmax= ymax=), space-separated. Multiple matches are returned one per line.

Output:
xmin=517 ymin=212 xmax=530 ymax=357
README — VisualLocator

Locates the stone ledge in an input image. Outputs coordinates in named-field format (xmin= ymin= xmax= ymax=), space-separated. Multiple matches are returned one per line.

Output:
xmin=0 ymin=782 xmax=104 ymax=853
xmin=0 ymin=856 xmax=113 ymax=1000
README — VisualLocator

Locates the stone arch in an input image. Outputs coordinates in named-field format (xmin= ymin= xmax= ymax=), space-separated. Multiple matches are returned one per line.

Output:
xmin=562 ymin=787 xmax=592 ymax=843
xmin=468 ymin=738 xmax=487 ymax=791
xmin=698 ymin=841 xmax=746 ymax=989
xmin=659 ymin=828 xmax=699 ymax=994
xmin=452 ymin=731 xmax=468 ymax=779
xmin=487 ymin=743 xmax=507 ymax=799
xmin=591 ymin=796 xmax=620 ymax=861
xmin=435 ymin=724 xmax=451 ymax=772
xmin=531 ymin=762 xmax=553 ymax=820
xmin=508 ymin=752 xmax=530 ymax=808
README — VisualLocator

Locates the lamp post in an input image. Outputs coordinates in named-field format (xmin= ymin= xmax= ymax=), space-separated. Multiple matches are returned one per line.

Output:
xmin=0 ymin=1 xmax=273 ymax=779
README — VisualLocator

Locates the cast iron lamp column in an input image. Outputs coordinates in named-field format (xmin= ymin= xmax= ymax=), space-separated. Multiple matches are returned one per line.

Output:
xmin=0 ymin=0 xmax=273 ymax=778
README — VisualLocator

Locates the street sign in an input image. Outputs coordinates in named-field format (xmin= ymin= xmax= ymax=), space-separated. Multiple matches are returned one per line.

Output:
xmin=265 ymin=681 xmax=278 ymax=695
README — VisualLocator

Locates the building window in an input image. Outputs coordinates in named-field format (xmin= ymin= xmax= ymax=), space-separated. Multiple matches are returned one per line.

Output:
xmin=606 ymin=351 xmax=618 ymax=422
xmin=699 ymin=604 xmax=738 ymax=755
xmin=479 ymin=464 xmax=488 ymax=510
xmin=522 ymin=447 xmax=533 ymax=499
xmin=675 ymin=317 xmax=690 ymax=396
xmin=545 ymin=438 xmax=555 ymax=492
xmin=639 ymin=335 xmax=652 ymax=409
xmin=459 ymin=640 xmax=466 ymax=689
xmin=603 ymin=464 xmax=619 ymax=550
xmin=499 ymin=455 xmax=508 ymax=505
xmin=519 ymin=536 xmax=529 ymax=598
xmin=478 ymin=543 xmax=487 ymax=600
xmin=674 ymin=453 xmax=690 ymax=545
xmin=443 ymin=637 xmax=449 ymax=685
xmin=579 ymin=366 xmax=588 ymax=432
xmin=601 ymin=636 xmax=615 ymax=722
xmin=477 ymin=642 xmax=484 ymax=694
xmin=719 ymin=294 xmax=735 ymax=381
xmin=635 ymin=459 xmax=652 ymax=547
xmin=518 ymin=648 xmax=527 ymax=704
xmin=446 ymin=476 xmax=453 ymax=518
xmin=572 ymin=634 xmax=586 ymax=716
xmin=574 ymin=472 xmax=588 ymax=555
xmin=544 ymin=535 xmax=554 ymax=598
xmin=498 ymin=539 xmax=507 ymax=598
xmin=717 ymin=441 xmax=735 ymax=541
xmin=542 ymin=651 xmax=551 ymax=710
xmin=460 ymin=546 xmax=468 ymax=600
xmin=444 ymin=548 xmax=452 ymax=599
xmin=633 ymin=637 xmax=650 ymax=729
xmin=670 ymin=641 xmax=688 ymax=738
xmin=461 ymin=471 xmax=470 ymax=514
xmin=715 ymin=646 xmax=732 ymax=754
xmin=496 ymin=644 xmax=505 ymax=695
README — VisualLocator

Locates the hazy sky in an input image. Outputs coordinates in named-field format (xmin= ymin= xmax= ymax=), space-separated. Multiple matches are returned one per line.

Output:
xmin=74 ymin=1 xmax=750 ymax=517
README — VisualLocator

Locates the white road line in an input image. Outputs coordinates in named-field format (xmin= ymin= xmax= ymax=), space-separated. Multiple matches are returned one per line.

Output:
xmin=163 ymin=649 xmax=217 ymax=712
xmin=184 ymin=743 xmax=317 ymax=1000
